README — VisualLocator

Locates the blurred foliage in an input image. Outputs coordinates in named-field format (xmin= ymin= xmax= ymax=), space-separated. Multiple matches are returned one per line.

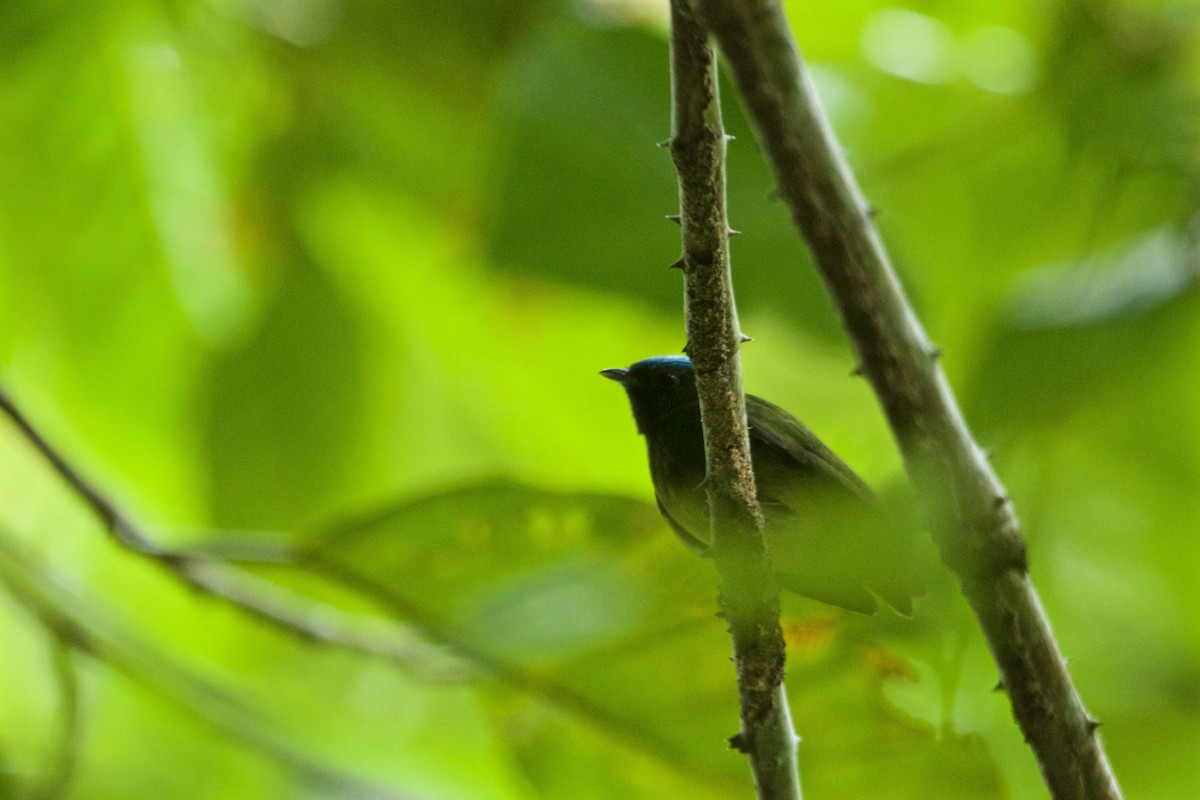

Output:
xmin=1 ymin=0 xmax=1198 ymax=798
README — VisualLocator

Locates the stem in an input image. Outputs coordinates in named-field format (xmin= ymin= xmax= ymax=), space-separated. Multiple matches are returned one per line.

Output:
xmin=0 ymin=387 xmax=446 ymax=671
xmin=691 ymin=2 xmax=1121 ymax=798
xmin=668 ymin=2 xmax=802 ymax=798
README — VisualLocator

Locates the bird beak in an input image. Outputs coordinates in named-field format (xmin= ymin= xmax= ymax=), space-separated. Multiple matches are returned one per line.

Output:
xmin=600 ymin=367 xmax=630 ymax=384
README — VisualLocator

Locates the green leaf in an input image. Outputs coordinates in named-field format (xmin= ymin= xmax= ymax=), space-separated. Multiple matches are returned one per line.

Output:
xmin=202 ymin=256 xmax=368 ymax=531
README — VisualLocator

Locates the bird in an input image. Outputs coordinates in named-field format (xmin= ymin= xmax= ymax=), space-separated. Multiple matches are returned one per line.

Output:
xmin=602 ymin=354 xmax=916 ymax=614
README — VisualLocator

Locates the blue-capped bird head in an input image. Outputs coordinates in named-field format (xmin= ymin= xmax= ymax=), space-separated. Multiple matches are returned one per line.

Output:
xmin=600 ymin=355 xmax=699 ymax=436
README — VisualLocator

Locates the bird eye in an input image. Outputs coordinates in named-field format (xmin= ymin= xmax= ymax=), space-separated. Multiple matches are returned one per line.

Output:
xmin=666 ymin=373 xmax=680 ymax=386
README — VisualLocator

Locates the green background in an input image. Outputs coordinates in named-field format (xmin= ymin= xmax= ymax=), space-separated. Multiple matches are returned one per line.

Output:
xmin=1 ymin=0 xmax=1197 ymax=797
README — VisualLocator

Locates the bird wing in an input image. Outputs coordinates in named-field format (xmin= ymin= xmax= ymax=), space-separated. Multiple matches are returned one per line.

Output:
xmin=745 ymin=394 xmax=873 ymax=501
xmin=655 ymin=496 xmax=711 ymax=555
xmin=744 ymin=393 xmax=915 ymax=616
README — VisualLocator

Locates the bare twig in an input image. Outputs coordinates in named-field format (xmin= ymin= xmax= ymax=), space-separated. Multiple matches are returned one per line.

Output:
xmin=0 ymin=387 xmax=447 ymax=671
xmin=690 ymin=1 xmax=1121 ymax=797
xmin=668 ymin=2 xmax=801 ymax=798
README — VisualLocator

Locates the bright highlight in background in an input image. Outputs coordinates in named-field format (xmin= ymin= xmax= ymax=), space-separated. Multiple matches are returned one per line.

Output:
xmin=959 ymin=25 xmax=1037 ymax=94
xmin=861 ymin=8 xmax=1036 ymax=94
xmin=860 ymin=8 xmax=956 ymax=85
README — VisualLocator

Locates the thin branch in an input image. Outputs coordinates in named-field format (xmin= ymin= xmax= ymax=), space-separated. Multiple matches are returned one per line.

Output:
xmin=668 ymin=2 xmax=801 ymax=798
xmin=690 ymin=1 xmax=1121 ymax=798
xmin=0 ymin=387 xmax=446 ymax=673
xmin=0 ymin=390 xmax=158 ymax=555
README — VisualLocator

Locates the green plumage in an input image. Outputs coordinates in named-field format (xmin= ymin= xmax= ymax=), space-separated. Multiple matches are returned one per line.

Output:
xmin=603 ymin=355 xmax=916 ymax=614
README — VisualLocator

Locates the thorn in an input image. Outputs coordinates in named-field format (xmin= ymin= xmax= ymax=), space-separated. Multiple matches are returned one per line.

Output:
xmin=657 ymin=138 xmax=672 ymax=149
xmin=728 ymin=732 xmax=749 ymax=753
xmin=1086 ymin=718 xmax=1103 ymax=733
xmin=681 ymin=341 xmax=690 ymax=355
xmin=865 ymin=205 xmax=880 ymax=219
xmin=668 ymin=257 xmax=686 ymax=270
xmin=994 ymin=495 xmax=1008 ymax=509
xmin=929 ymin=346 xmax=943 ymax=361
xmin=993 ymin=678 xmax=1006 ymax=693
xmin=725 ymin=134 xmax=736 ymax=143
xmin=981 ymin=446 xmax=994 ymax=460
xmin=666 ymin=214 xmax=682 ymax=225
xmin=727 ymin=228 xmax=741 ymax=238
xmin=739 ymin=333 xmax=753 ymax=343
xmin=850 ymin=364 xmax=864 ymax=377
